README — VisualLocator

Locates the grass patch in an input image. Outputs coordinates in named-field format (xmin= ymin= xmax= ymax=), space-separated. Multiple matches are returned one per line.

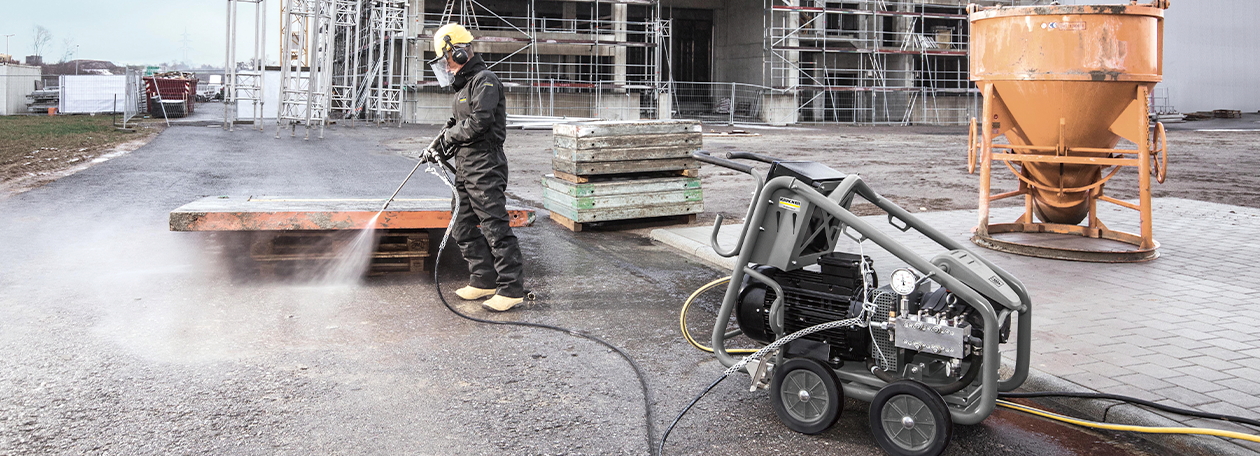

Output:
xmin=0 ymin=115 xmax=137 ymax=164
xmin=0 ymin=115 xmax=160 ymax=193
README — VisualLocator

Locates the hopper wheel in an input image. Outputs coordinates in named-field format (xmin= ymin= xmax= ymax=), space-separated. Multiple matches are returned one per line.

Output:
xmin=769 ymin=358 xmax=843 ymax=434
xmin=967 ymin=117 xmax=979 ymax=174
xmin=1151 ymin=122 xmax=1167 ymax=183
xmin=870 ymin=380 xmax=952 ymax=456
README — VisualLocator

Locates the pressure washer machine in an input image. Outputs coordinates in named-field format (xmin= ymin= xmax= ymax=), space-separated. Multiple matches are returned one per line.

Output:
xmin=693 ymin=151 xmax=1032 ymax=455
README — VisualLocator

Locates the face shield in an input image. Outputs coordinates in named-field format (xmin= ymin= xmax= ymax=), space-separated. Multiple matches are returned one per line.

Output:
xmin=429 ymin=54 xmax=455 ymax=88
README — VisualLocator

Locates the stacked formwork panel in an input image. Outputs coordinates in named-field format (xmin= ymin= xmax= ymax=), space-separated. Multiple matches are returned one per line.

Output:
xmin=765 ymin=0 xmax=980 ymax=125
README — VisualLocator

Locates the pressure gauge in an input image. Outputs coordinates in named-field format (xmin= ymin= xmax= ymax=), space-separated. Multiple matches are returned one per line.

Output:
xmin=890 ymin=268 xmax=918 ymax=295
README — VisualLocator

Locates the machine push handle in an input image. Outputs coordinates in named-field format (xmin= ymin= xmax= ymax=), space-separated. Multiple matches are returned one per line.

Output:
xmin=726 ymin=151 xmax=783 ymax=164
xmin=693 ymin=150 xmax=754 ymax=174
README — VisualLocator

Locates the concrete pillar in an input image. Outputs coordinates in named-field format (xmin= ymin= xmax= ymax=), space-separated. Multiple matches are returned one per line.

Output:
xmin=613 ymin=4 xmax=628 ymax=93
xmin=762 ymin=92 xmax=798 ymax=126
xmin=784 ymin=0 xmax=800 ymax=91
xmin=658 ymin=91 xmax=672 ymax=120
xmin=405 ymin=0 xmax=424 ymax=123
xmin=563 ymin=2 xmax=576 ymax=82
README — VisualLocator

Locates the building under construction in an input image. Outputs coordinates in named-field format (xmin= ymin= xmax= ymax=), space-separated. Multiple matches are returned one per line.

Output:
xmin=224 ymin=0 xmax=1043 ymax=130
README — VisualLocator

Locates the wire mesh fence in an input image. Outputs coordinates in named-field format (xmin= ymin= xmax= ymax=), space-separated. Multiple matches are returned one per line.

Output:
xmin=121 ymin=68 xmax=143 ymax=126
xmin=669 ymin=82 xmax=770 ymax=125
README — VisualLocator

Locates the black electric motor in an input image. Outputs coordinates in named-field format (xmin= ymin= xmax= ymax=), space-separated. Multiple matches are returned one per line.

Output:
xmin=736 ymin=252 xmax=876 ymax=361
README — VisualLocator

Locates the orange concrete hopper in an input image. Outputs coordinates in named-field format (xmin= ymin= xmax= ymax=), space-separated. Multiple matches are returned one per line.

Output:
xmin=966 ymin=1 xmax=1170 ymax=262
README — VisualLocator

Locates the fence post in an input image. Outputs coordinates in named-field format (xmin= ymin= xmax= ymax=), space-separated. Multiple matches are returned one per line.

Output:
xmin=729 ymin=82 xmax=736 ymax=125
xmin=549 ymin=79 xmax=554 ymax=117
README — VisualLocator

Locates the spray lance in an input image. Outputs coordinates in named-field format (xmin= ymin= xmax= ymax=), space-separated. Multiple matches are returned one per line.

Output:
xmin=380 ymin=128 xmax=454 ymax=213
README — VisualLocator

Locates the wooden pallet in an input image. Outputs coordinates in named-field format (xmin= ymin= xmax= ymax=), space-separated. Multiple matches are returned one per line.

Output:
xmin=248 ymin=229 xmax=431 ymax=276
xmin=551 ymin=168 xmax=699 ymax=184
xmin=549 ymin=211 xmax=696 ymax=232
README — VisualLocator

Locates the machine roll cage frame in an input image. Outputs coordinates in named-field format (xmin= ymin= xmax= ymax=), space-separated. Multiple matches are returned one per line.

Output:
xmin=695 ymin=150 xmax=1032 ymax=425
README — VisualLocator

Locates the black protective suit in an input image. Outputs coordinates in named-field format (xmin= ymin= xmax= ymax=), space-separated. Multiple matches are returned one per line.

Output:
xmin=441 ymin=55 xmax=524 ymax=298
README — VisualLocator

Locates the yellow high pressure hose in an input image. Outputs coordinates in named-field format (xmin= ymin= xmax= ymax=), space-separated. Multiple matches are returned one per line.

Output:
xmin=997 ymin=400 xmax=1260 ymax=444
xmin=678 ymin=279 xmax=1260 ymax=445
xmin=679 ymin=277 xmax=757 ymax=355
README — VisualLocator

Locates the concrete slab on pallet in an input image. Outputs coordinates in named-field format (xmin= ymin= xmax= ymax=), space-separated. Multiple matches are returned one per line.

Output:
xmin=169 ymin=195 xmax=536 ymax=231
xmin=553 ymin=119 xmax=701 ymax=138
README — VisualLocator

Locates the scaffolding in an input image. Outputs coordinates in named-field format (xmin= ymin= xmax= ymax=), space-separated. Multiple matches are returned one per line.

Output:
xmin=413 ymin=0 xmax=666 ymax=121
xmin=330 ymin=0 xmax=361 ymax=122
xmin=764 ymin=0 xmax=976 ymax=125
xmin=277 ymin=0 xmax=336 ymax=139
xmin=763 ymin=0 xmax=1044 ymax=125
xmin=361 ymin=0 xmax=408 ymax=124
xmin=225 ymin=0 xmax=1052 ymax=128
xmin=224 ymin=0 xmax=267 ymax=131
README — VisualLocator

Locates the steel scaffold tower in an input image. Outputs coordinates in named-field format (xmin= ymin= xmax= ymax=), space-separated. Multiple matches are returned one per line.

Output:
xmin=367 ymin=0 xmax=407 ymax=125
xmin=331 ymin=0 xmax=362 ymax=123
xmin=278 ymin=0 xmax=335 ymax=139
xmin=224 ymin=0 xmax=267 ymax=131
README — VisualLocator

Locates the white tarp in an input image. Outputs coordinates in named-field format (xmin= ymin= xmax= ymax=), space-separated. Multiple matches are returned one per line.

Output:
xmin=59 ymin=75 xmax=127 ymax=114
xmin=235 ymin=70 xmax=285 ymax=120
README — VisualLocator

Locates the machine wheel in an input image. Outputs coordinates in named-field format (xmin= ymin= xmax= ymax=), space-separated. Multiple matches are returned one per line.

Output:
xmin=769 ymin=358 xmax=842 ymax=434
xmin=869 ymin=380 xmax=953 ymax=456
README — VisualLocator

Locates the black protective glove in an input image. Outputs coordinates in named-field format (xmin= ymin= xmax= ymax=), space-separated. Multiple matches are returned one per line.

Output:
xmin=431 ymin=130 xmax=456 ymax=161
xmin=444 ymin=117 xmax=457 ymax=129
xmin=419 ymin=148 xmax=437 ymax=164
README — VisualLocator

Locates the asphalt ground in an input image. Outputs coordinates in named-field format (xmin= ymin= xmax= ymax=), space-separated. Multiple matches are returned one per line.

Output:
xmin=0 ymin=124 xmax=1171 ymax=455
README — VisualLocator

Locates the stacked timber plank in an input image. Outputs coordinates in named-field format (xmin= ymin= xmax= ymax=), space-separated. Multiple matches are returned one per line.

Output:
xmin=544 ymin=120 xmax=704 ymax=231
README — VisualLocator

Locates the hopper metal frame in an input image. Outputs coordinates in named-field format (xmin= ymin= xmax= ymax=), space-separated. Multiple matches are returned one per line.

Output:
xmin=968 ymin=83 xmax=1167 ymax=263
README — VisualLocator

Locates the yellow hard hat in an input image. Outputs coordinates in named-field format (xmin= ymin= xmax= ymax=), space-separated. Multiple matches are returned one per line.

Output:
xmin=433 ymin=23 xmax=474 ymax=56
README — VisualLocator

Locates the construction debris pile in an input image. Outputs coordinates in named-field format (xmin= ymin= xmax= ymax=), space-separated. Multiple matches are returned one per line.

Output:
xmin=25 ymin=88 xmax=59 ymax=114
xmin=143 ymin=71 xmax=199 ymax=118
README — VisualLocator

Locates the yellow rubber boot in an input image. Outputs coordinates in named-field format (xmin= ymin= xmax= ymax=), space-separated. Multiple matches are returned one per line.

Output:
xmin=455 ymin=286 xmax=496 ymax=301
xmin=482 ymin=295 xmax=524 ymax=312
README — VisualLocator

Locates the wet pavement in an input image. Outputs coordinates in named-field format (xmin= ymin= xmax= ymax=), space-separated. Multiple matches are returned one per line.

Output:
xmin=0 ymin=124 xmax=1176 ymax=455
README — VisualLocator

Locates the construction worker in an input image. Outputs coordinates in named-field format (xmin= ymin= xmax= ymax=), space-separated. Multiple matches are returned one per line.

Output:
xmin=427 ymin=23 xmax=526 ymax=312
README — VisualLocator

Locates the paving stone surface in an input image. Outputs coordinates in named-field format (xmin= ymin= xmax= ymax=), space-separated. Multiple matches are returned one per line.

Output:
xmin=652 ymin=197 xmax=1260 ymax=453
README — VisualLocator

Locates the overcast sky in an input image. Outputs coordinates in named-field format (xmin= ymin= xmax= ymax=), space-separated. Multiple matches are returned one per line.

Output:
xmin=1 ymin=1 xmax=278 ymax=67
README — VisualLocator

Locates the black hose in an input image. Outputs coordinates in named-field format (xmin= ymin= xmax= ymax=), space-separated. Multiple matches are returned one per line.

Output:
xmin=998 ymin=391 xmax=1260 ymax=429
xmin=658 ymin=374 xmax=729 ymax=456
xmin=426 ymin=163 xmax=658 ymax=455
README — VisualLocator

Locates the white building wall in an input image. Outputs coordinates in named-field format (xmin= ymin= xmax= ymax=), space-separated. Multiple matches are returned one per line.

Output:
xmin=1054 ymin=0 xmax=1260 ymax=113
xmin=0 ymin=64 xmax=42 ymax=116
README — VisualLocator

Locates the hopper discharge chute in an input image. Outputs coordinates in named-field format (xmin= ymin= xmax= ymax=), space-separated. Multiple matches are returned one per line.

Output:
xmin=966 ymin=1 xmax=1171 ymax=262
